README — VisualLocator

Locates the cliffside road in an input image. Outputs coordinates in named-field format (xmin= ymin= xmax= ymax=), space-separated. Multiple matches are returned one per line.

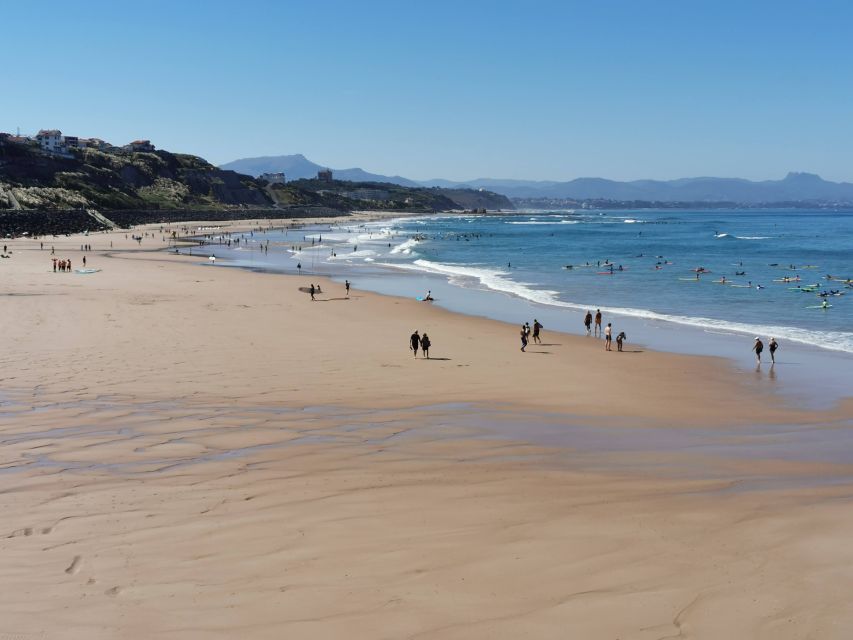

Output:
xmin=87 ymin=209 xmax=118 ymax=229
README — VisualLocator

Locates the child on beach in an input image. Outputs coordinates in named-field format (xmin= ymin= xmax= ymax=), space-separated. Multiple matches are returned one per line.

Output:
xmin=616 ymin=331 xmax=626 ymax=351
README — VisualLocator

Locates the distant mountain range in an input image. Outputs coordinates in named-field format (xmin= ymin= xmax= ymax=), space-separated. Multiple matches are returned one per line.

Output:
xmin=221 ymin=154 xmax=420 ymax=187
xmin=221 ymin=155 xmax=853 ymax=204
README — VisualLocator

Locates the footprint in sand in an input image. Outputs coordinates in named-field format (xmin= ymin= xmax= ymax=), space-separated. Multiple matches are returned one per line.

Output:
xmin=105 ymin=586 xmax=122 ymax=597
xmin=8 ymin=527 xmax=33 ymax=538
xmin=65 ymin=555 xmax=82 ymax=574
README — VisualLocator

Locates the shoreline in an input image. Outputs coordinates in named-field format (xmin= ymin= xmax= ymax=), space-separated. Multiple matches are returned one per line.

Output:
xmin=2 ymin=220 xmax=853 ymax=638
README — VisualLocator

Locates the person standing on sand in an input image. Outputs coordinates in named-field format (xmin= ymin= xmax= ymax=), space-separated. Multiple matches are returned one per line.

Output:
xmin=753 ymin=337 xmax=764 ymax=363
xmin=584 ymin=311 xmax=592 ymax=335
xmin=310 ymin=284 xmax=316 ymax=301
xmin=520 ymin=325 xmax=528 ymax=352
xmin=345 ymin=280 xmax=350 ymax=297
xmin=616 ymin=331 xmax=626 ymax=352
xmin=769 ymin=337 xmax=778 ymax=363
xmin=604 ymin=323 xmax=613 ymax=350
xmin=410 ymin=330 xmax=421 ymax=358
xmin=532 ymin=319 xmax=543 ymax=344
xmin=420 ymin=332 xmax=431 ymax=359
xmin=594 ymin=309 xmax=602 ymax=337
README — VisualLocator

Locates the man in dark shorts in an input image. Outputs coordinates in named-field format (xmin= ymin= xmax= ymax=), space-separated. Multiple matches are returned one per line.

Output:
xmin=594 ymin=309 xmax=602 ymax=337
xmin=310 ymin=284 xmax=316 ymax=301
xmin=532 ymin=319 xmax=543 ymax=344
xmin=584 ymin=311 xmax=592 ymax=335
xmin=604 ymin=322 xmax=612 ymax=351
xmin=345 ymin=280 xmax=350 ymax=297
xmin=410 ymin=330 xmax=420 ymax=358
xmin=753 ymin=337 xmax=763 ymax=363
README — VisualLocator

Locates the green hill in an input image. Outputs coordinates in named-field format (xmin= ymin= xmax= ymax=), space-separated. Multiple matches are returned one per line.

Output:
xmin=0 ymin=138 xmax=270 ymax=210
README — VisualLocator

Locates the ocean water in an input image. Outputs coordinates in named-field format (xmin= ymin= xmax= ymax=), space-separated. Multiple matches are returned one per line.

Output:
xmin=202 ymin=208 xmax=852 ymax=356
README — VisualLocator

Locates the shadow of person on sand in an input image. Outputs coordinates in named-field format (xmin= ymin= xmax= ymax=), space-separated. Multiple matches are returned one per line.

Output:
xmin=535 ymin=343 xmax=562 ymax=347
xmin=421 ymin=357 xmax=452 ymax=361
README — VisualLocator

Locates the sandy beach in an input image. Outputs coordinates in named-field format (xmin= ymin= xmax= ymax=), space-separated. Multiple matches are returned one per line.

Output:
xmin=1 ymin=220 xmax=853 ymax=639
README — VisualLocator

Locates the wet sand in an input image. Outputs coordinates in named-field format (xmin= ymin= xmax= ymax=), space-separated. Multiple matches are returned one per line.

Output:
xmin=1 ymin=221 xmax=852 ymax=639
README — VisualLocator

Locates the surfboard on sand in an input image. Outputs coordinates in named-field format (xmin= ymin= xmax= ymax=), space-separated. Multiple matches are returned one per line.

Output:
xmin=74 ymin=268 xmax=101 ymax=274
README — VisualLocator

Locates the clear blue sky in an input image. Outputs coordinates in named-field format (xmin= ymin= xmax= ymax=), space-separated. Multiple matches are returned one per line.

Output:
xmin=3 ymin=0 xmax=852 ymax=182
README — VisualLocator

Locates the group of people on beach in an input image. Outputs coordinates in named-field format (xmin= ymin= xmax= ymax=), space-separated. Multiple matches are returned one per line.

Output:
xmin=752 ymin=337 xmax=779 ymax=364
xmin=51 ymin=257 xmax=73 ymax=272
xmin=581 ymin=309 xmax=627 ymax=351
xmin=409 ymin=330 xmax=432 ymax=358
xmin=519 ymin=319 xmax=544 ymax=351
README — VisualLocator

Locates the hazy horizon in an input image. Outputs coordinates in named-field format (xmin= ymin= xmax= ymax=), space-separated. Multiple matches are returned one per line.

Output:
xmin=3 ymin=0 xmax=852 ymax=182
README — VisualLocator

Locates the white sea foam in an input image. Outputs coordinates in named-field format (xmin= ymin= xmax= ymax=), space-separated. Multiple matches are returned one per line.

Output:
xmin=506 ymin=220 xmax=579 ymax=225
xmin=378 ymin=259 xmax=853 ymax=354
xmin=390 ymin=238 xmax=419 ymax=254
xmin=735 ymin=236 xmax=771 ymax=240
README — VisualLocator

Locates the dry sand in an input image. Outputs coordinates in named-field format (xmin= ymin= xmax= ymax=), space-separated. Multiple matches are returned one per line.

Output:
xmin=1 ymin=221 xmax=852 ymax=639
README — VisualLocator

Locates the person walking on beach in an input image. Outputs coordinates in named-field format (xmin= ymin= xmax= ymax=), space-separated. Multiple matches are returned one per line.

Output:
xmin=604 ymin=323 xmax=613 ymax=351
xmin=520 ymin=325 xmax=528 ymax=352
xmin=594 ymin=309 xmax=602 ymax=337
xmin=309 ymin=284 xmax=316 ymax=301
xmin=753 ymin=337 xmax=764 ymax=363
xmin=769 ymin=337 xmax=778 ymax=363
xmin=532 ymin=319 xmax=543 ymax=344
xmin=345 ymin=280 xmax=350 ymax=297
xmin=584 ymin=311 xmax=592 ymax=335
xmin=420 ymin=332 xmax=431 ymax=359
xmin=410 ymin=330 xmax=421 ymax=358
xmin=616 ymin=331 xmax=626 ymax=352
